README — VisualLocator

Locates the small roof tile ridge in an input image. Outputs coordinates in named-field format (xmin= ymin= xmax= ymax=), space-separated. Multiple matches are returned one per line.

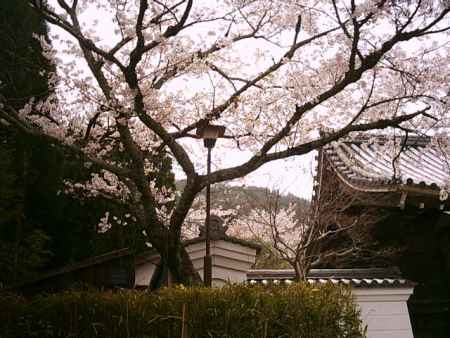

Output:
xmin=247 ymin=267 xmax=403 ymax=279
xmin=246 ymin=268 xmax=415 ymax=288
xmin=183 ymin=235 xmax=262 ymax=252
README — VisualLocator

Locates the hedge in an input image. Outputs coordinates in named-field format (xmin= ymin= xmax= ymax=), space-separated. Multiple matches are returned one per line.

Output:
xmin=0 ymin=283 xmax=366 ymax=338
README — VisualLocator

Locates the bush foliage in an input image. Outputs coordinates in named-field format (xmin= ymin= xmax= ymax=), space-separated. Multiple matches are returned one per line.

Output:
xmin=0 ymin=284 xmax=365 ymax=338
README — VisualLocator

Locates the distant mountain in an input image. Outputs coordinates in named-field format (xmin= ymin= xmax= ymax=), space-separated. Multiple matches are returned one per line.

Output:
xmin=176 ymin=181 xmax=310 ymax=269
xmin=176 ymin=180 xmax=310 ymax=215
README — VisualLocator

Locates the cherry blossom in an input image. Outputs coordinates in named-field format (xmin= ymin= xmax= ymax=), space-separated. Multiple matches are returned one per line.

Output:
xmin=1 ymin=0 xmax=449 ymax=284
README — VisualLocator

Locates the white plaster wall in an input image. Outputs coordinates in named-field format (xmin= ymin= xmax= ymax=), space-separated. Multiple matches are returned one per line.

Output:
xmin=135 ymin=261 xmax=157 ymax=287
xmin=353 ymin=288 xmax=414 ymax=338
xmin=185 ymin=239 xmax=257 ymax=287
xmin=135 ymin=239 xmax=258 ymax=287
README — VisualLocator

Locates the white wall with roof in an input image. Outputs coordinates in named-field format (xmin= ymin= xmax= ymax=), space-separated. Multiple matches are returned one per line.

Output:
xmin=135 ymin=246 xmax=414 ymax=338
xmin=134 ymin=238 xmax=258 ymax=288
xmin=135 ymin=260 xmax=157 ymax=286
xmin=185 ymin=239 xmax=258 ymax=287
xmin=353 ymin=288 xmax=414 ymax=338
xmin=247 ymin=269 xmax=415 ymax=338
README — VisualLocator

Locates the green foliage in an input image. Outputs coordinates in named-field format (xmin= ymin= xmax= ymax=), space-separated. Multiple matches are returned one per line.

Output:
xmin=0 ymin=230 xmax=52 ymax=287
xmin=0 ymin=284 xmax=365 ymax=338
xmin=0 ymin=0 xmax=57 ymax=287
xmin=0 ymin=134 xmax=19 ymax=225
xmin=0 ymin=130 xmax=174 ymax=282
xmin=0 ymin=0 xmax=54 ymax=108
xmin=0 ymin=132 xmax=54 ymax=287
xmin=0 ymin=0 xmax=176 ymax=268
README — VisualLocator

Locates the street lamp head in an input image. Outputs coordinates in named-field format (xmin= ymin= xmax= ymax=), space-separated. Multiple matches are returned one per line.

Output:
xmin=196 ymin=121 xmax=226 ymax=148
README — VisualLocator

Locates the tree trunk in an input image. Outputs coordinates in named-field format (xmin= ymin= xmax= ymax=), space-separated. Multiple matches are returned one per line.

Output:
xmin=294 ymin=260 xmax=307 ymax=282
xmin=146 ymin=220 xmax=202 ymax=287
xmin=167 ymin=243 xmax=202 ymax=285
xmin=12 ymin=138 xmax=27 ymax=284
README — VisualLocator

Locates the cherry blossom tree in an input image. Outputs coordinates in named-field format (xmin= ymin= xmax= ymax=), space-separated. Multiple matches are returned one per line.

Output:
xmin=234 ymin=185 xmax=385 ymax=281
xmin=1 ymin=0 xmax=450 ymax=284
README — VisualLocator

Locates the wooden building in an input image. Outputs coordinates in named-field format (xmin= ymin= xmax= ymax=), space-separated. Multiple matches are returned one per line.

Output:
xmin=313 ymin=135 xmax=450 ymax=338
xmin=12 ymin=248 xmax=136 ymax=296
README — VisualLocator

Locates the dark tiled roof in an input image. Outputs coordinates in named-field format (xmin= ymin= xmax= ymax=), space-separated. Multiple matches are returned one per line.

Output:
xmin=325 ymin=135 xmax=450 ymax=194
xmin=247 ymin=268 xmax=415 ymax=288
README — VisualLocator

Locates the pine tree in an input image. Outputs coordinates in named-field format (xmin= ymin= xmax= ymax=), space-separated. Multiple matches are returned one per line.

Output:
xmin=0 ymin=0 xmax=54 ymax=286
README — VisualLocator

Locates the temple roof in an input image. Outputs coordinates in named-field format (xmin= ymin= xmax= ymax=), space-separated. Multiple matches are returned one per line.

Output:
xmin=323 ymin=135 xmax=450 ymax=196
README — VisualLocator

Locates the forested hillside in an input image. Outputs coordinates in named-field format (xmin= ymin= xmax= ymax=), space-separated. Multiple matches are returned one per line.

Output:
xmin=178 ymin=180 xmax=310 ymax=215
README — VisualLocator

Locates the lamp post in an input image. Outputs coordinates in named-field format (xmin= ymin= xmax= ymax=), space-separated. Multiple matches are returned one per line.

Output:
xmin=196 ymin=122 xmax=226 ymax=287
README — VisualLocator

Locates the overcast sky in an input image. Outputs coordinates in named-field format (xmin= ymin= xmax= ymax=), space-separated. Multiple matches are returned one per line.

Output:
xmin=174 ymin=138 xmax=315 ymax=199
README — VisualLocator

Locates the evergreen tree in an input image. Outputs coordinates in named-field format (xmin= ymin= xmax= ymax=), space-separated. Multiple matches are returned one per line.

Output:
xmin=0 ymin=0 xmax=53 ymax=108
xmin=0 ymin=4 xmax=175 ymax=287
xmin=0 ymin=0 xmax=55 ymax=286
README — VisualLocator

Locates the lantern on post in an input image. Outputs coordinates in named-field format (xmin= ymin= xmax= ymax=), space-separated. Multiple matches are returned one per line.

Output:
xmin=196 ymin=121 xmax=226 ymax=286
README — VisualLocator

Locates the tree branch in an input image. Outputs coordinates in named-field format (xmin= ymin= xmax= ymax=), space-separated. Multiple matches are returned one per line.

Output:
xmin=0 ymin=107 xmax=132 ymax=178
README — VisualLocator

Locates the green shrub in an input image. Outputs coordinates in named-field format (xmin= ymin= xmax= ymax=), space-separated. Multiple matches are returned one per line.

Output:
xmin=0 ymin=284 xmax=365 ymax=338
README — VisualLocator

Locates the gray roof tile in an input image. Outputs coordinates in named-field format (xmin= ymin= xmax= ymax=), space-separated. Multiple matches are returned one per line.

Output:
xmin=247 ymin=268 xmax=415 ymax=288
xmin=325 ymin=136 xmax=450 ymax=192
